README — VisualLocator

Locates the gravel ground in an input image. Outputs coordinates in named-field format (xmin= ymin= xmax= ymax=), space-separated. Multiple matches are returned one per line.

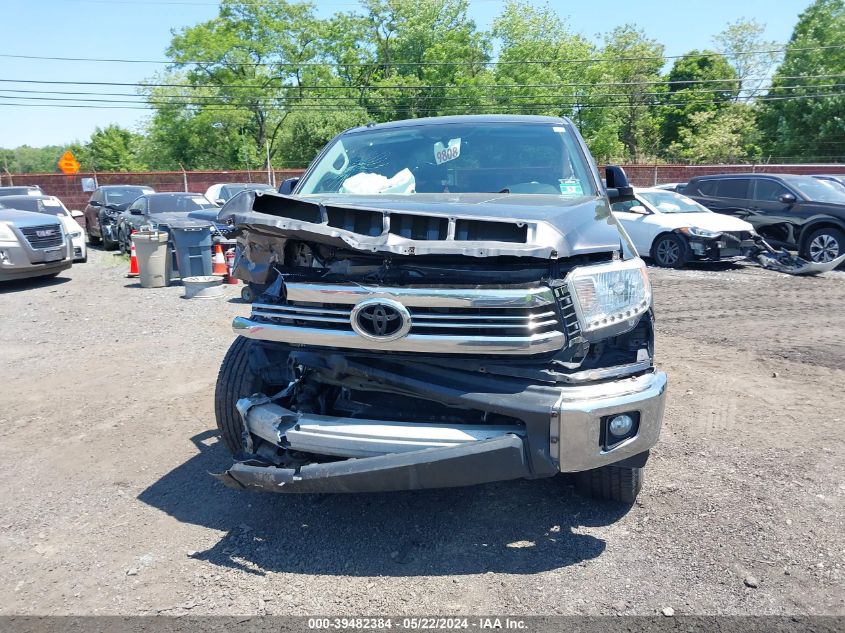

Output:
xmin=0 ymin=248 xmax=843 ymax=616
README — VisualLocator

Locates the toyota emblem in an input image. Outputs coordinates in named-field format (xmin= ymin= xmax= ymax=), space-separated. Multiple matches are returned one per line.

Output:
xmin=350 ymin=299 xmax=412 ymax=341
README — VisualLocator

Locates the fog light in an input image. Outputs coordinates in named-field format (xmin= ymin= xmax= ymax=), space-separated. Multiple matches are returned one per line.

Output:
xmin=608 ymin=414 xmax=634 ymax=438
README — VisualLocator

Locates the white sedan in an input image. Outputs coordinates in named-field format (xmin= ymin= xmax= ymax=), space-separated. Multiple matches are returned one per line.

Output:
xmin=611 ymin=188 xmax=755 ymax=268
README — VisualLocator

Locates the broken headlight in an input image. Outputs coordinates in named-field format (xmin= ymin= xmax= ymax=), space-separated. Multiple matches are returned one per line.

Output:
xmin=566 ymin=257 xmax=651 ymax=337
xmin=679 ymin=226 xmax=721 ymax=238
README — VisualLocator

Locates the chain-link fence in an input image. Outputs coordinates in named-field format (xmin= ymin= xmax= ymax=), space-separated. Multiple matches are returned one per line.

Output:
xmin=2 ymin=165 xmax=844 ymax=210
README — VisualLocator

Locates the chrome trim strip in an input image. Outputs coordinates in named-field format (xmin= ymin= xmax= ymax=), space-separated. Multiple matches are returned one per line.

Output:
xmin=410 ymin=310 xmax=557 ymax=321
xmin=233 ymin=316 xmax=566 ymax=355
xmin=251 ymin=310 xmax=350 ymax=324
xmin=285 ymin=282 xmax=556 ymax=308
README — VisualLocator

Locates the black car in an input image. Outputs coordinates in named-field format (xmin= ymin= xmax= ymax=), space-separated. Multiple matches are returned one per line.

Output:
xmin=116 ymin=192 xmax=219 ymax=253
xmin=0 ymin=185 xmax=43 ymax=197
xmin=83 ymin=185 xmax=155 ymax=249
xmin=683 ymin=173 xmax=845 ymax=264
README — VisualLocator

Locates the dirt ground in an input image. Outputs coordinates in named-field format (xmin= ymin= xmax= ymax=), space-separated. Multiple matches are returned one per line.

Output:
xmin=0 ymin=248 xmax=843 ymax=617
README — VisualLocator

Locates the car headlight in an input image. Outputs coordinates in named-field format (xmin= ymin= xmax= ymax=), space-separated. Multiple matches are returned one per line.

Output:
xmin=68 ymin=230 xmax=82 ymax=238
xmin=679 ymin=226 xmax=721 ymax=238
xmin=566 ymin=257 xmax=652 ymax=337
xmin=0 ymin=222 xmax=18 ymax=242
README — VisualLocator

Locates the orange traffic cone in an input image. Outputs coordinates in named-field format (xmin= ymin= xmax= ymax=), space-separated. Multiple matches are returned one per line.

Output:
xmin=211 ymin=242 xmax=227 ymax=276
xmin=127 ymin=231 xmax=139 ymax=278
xmin=224 ymin=248 xmax=239 ymax=285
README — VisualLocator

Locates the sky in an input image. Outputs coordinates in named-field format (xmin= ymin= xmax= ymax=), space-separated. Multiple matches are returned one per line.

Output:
xmin=0 ymin=0 xmax=812 ymax=149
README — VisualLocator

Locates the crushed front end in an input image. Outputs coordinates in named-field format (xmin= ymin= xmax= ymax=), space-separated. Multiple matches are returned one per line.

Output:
xmin=213 ymin=191 xmax=667 ymax=494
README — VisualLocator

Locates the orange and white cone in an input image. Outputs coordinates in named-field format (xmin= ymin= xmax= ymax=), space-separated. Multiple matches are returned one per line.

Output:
xmin=127 ymin=231 xmax=139 ymax=278
xmin=211 ymin=241 xmax=227 ymax=276
xmin=224 ymin=248 xmax=239 ymax=285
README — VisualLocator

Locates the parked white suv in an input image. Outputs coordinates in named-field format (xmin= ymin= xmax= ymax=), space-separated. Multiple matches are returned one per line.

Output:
xmin=0 ymin=195 xmax=86 ymax=262
xmin=0 ymin=209 xmax=72 ymax=281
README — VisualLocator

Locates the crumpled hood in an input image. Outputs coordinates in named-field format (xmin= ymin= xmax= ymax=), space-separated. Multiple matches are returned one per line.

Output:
xmin=218 ymin=191 xmax=623 ymax=259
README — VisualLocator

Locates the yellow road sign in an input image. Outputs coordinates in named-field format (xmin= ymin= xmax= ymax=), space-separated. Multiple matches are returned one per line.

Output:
xmin=57 ymin=150 xmax=80 ymax=175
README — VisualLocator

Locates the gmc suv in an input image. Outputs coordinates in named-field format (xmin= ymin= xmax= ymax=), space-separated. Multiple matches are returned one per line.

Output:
xmin=212 ymin=115 xmax=668 ymax=503
xmin=683 ymin=173 xmax=845 ymax=264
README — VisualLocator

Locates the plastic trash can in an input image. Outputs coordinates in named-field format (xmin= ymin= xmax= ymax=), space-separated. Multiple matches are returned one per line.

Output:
xmin=169 ymin=222 xmax=213 ymax=278
xmin=133 ymin=231 xmax=171 ymax=288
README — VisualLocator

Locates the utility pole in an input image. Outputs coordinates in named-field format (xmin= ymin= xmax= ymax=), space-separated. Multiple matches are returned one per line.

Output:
xmin=266 ymin=140 xmax=274 ymax=187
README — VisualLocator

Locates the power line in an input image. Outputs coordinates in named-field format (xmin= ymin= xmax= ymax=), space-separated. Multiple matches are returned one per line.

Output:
xmin=0 ymin=73 xmax=842 ymax=92
xmin=0 ymin=45 xmax=837 ymax=68
xmin=1 ymin=91 xmax=842 ymax=112
xmin=3 ymin=82 xmax=843 ymax=104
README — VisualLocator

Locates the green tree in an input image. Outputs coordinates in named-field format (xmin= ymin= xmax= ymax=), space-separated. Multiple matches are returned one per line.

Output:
xmin=81 ymin=125 xmax=146 ymax=172
xmin=668 ymin=103 xmax=760 ymax=163
xmin=157 ymin=0 xmax=326 ymax=169
xmin=491 ymin=1 xmax=593 ymax=118
xmin=0 ymin=145 xmax=65 ymax=173
xmin=589 ymin=26 xmax=666 ymax=162
xmin=660 ymin=51 xmax=739 ymax=149
xmin=713 ymin=18 xmax=780 ymax=99
xmin=759 ymin=0 xmax=845 ymax=161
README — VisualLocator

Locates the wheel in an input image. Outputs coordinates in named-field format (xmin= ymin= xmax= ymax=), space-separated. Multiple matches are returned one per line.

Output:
xmin=241 ymin=285 xmax=256 ymax=303
xmin=803 ymin=227 xmax=844 ymax=264
xmin=214 ymin=337 xmax=271 ymax=454
xmin=87 ymin=222 xmax=101 ymax=245
xmin=575 ymin=464 xmax=644 ymax=504
xmin=651 ymin=233 xmax=688 ymax=268
xmin=117 ymin=228 xmax=128 ymax=254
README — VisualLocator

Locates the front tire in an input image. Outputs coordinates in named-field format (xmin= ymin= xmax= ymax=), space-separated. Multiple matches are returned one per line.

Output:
xmin=575 ymin=464 xmax=644 ymax=504
xmin=651 ymin=233 xmax=688 ymax=268
xmin=803 ymin=227 xmax=844 ymax=264
xmin=214 ymin=337 xmax=270 ymax=454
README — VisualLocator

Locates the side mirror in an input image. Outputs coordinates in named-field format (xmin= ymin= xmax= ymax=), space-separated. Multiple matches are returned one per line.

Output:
xmin=130 ymin=208 xmax=143 ymax=216
xmin=215 ymin=198 xmax=226 ymax=206
xmin=278 ymin=177 xmax=300 ymax=195
xmin=89 ymin=200 xmax=101 ymax=208
xmin=605 ymin=165 xmax=635 ymax=203
xmin=779 ymin=193 xmax=797 ymax=205
xmin=629 ymin=205 xmax=648 ymax=214
xmin=70 ymin=209 xmax=84 ymax=218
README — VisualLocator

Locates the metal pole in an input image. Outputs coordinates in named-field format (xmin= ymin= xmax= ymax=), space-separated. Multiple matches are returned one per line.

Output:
xmin=266 ymin=140 xmax=273 ymax=187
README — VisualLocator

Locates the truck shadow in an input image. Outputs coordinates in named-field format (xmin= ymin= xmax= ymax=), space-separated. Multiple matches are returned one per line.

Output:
xmin=138 ymin=431 xmax=632 ymax=577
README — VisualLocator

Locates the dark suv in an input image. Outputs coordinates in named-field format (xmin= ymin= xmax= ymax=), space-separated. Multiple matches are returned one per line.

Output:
xmin=683 ymin=174 xmax=845 ymax=264
xmin=83 ymin=185 xmax=154 ymax=249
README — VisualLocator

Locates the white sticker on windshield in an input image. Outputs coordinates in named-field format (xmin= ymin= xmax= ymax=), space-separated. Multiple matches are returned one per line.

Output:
xmin=191 ymin=197 xmax=210 ymax=205
xmin=43 ymin=199 xmax=62 ymax=206
xmin=434 ymin=138 xmax=461 ymax=165
xmin=553 ymin=126 xmax=566 ymax=133
xmin=559 ymin=178 xmax=584 ymax=197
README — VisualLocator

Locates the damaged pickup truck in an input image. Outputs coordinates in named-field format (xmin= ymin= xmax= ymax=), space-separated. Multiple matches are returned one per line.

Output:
xmin=213 ymin=115 xmax=667 ymax=503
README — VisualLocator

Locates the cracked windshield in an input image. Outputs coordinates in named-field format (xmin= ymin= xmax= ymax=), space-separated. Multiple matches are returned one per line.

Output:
xmin=298 ymin=122 xmax=597 ymax=197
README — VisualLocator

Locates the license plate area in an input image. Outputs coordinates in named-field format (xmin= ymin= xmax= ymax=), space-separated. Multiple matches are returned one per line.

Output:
xmin=44 ymin=248 xmax=65 ymax=262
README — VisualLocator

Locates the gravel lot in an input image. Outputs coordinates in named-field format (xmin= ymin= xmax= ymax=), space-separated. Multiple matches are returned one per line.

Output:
xmin=0 ymin=248 xmax=843 ymax=616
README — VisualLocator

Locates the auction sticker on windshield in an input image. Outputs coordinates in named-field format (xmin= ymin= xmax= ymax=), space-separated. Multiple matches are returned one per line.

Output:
xmin=559 ymin=178 xmax=584 ymax=197
xmin=434 ymin=138 xmax=461 ymax=165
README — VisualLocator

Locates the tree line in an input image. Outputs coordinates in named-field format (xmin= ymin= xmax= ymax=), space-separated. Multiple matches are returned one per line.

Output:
xmin=2 ymin=0 xmax=843 ymax=174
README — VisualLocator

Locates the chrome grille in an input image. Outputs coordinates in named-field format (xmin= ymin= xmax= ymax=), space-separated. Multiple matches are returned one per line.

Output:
xmin=235 ymin=282 xmax=567 ymax=355
xmin=20 ymin=224 xmax=64 ymax=249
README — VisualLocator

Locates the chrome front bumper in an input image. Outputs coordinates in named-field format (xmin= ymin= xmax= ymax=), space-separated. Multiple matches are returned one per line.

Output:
xmin=553 ymin=371 xmax=667 ymax=472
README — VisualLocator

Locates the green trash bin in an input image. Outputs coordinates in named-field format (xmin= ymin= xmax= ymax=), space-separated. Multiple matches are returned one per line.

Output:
xmin=133 ymin=231 xmax=171 ymax=288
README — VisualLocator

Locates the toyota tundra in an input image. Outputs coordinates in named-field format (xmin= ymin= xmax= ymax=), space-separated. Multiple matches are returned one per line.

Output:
xmin=213 ymin=115 xmax=667 ymax=503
